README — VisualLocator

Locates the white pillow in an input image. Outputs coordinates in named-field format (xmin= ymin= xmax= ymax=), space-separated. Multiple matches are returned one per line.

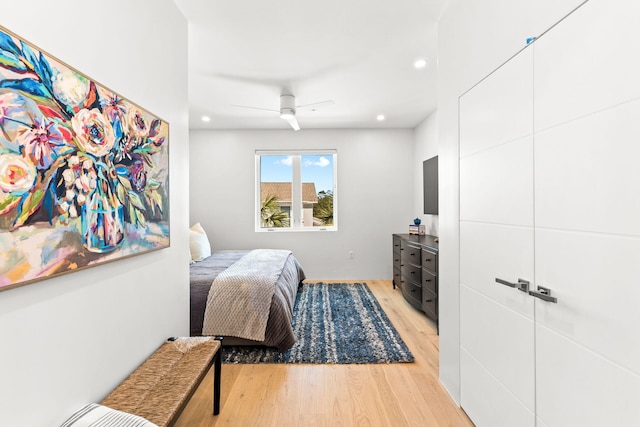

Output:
xmin=189 ymin=223 xmax=211 ymax=262
xmin=59 ymin=403 xmax=158 ymax=426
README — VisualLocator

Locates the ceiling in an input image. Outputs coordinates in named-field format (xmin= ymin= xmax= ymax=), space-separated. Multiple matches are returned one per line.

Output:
xmin=175 ymin=0 xmax=447 ymax=131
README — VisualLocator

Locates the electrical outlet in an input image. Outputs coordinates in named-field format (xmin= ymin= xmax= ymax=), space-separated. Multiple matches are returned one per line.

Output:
xmin=348 ymin=251 xmax=354 ymax=259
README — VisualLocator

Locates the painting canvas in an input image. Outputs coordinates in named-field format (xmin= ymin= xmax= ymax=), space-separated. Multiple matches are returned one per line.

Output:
xmin=0 ymin=25 xmax=169 ymax=291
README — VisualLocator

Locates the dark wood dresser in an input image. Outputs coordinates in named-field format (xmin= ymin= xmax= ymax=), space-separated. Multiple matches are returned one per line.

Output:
xmin=392 ymin=233 xmax=439 ymax=331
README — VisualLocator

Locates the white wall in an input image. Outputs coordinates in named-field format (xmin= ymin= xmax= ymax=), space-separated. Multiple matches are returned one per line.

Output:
xmin=189 ymin=129 xmax=414 ymax=280
xmin=0 ymin=2 xmax=190 ymax=425
xmin=413 ymin=112 xmax=439 ymax=236
xmin=436 ymin=0 xmax=588 ymax=403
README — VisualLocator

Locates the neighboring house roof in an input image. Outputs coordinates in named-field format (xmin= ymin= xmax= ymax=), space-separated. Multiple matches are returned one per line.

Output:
xmin=261 ymin=182 xmax=318 ymax=204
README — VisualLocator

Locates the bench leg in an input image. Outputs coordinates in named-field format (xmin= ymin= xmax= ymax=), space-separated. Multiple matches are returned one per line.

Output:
xmin=213 ymin=342 xmax=222 ymax=415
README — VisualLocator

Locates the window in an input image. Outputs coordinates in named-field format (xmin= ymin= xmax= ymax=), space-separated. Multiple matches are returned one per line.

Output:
xmin=256 ymin=150 xmax=337 ymax=231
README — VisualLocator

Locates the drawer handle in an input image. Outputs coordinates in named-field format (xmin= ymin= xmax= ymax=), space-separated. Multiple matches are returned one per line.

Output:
xmin=529 ymin=286 xmax=557 ymax=303
xmin=410 ymin=289 xmax=417 ymax=293
xmin=424 ymin=258 xmax=431 ymax=262
xmin=495 ymin=277 xmax=529 ymax=293
xmin=424 ymin=279 xmax=431 ymax=282
xmin=410 ymin=271 xmax=416 ymax=275
xmin=425 ymin=299 xmax=434 ymax=302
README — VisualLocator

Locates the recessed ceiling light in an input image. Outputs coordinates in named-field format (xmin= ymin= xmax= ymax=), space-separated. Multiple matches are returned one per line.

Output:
xmin=201 ymin=115 xmax=211 ymax=122
xmin=414 ymin=58 xmax=428 ymax=69
xmin=376 ymin=114 xmax=385 ymax=121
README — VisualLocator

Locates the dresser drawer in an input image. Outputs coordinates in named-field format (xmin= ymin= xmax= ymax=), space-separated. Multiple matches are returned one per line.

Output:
xmin=392 ymin=236 xmax=402 ymax=289
xmin=393 ymin=251 xmax=401 ymax=267
xmin=402 ymin=262 xmax=421 ymax=285
xmin=393 ymin=236 xmax=401 ymax=254
xmin=422 ymin=269 xmax=437 ymax=294
xmin=422 ymin=288 xmax=437 ymax=319
xmin=402 ymin=280 xmax=422 ymax=310
xmin=422 ymin=249 xmax=437 ymax=273
xmin=401 ymin=242 xmax=421 ymax=266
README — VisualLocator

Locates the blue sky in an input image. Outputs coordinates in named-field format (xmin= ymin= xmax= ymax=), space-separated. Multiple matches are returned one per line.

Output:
xmin=260 ymin=155 xmax=334 ymax=193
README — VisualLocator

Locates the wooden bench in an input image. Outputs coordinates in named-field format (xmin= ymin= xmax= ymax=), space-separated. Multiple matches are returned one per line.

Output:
xmin=101 ymin=337 xmax=222 ymax=427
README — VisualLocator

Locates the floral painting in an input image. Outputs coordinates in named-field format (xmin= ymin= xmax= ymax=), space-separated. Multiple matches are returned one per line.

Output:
xmin=0 ymin=26 xmax=169 ymax=291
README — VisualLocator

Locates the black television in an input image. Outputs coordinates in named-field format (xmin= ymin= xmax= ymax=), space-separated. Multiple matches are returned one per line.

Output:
xmin=423 ymin=155 xmax=438 ymax=215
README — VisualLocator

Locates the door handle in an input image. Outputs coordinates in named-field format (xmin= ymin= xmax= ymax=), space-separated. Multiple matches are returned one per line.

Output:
xmin=529 ymin=286 xmax=557 ymax=303
xmin=495 ymin=277 xmax=529 ymax=293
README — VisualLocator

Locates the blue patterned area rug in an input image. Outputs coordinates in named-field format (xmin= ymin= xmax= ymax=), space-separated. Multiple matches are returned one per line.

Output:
xmin=222 ymin=282 xmax=414 ymax=364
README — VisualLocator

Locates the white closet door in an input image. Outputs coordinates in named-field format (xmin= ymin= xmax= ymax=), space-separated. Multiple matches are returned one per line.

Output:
xmin=459 ymin=48 xmax=535 ymax=427
xmin=533 ymin=0 xmax=640 ymax=425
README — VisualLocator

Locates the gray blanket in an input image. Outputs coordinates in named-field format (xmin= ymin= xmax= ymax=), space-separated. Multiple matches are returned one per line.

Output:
xmin=189 ymin=250 xmax=305 ymax=350
xmin=202 ymin=249 xmax=291 ymax=341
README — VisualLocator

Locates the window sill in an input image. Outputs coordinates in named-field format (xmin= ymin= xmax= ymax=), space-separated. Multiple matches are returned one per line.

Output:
xmin=256 ymin=227 xmax=337 ymax=233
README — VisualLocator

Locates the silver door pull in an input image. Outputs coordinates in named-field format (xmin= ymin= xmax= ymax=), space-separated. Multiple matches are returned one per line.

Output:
xmin=529 ymin=286 xmax=557 ymax=303
xmin=495 ymin=278 xmax=529 ymax=293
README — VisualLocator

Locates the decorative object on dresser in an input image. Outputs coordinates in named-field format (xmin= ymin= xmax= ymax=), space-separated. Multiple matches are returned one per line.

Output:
xmin=409 ymin=223 xmax=426 ymax=235
xmin=392 ymin=234 xmax=438 ymax=332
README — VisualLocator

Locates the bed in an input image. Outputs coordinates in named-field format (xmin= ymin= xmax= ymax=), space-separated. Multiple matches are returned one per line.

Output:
xmin=189 ymin=249 xmax=306 ymax=351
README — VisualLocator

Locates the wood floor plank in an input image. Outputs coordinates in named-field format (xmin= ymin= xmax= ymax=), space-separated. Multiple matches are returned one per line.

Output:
xmin=175 ymin=280 xmax=473 ymax=427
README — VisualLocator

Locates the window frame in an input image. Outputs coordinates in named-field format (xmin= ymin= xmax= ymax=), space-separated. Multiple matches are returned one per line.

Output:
xmin=255 ymin=149 xmax=338 ymax=232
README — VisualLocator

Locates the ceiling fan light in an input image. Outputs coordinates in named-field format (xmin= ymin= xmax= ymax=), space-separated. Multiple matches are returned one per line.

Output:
xmin=280 ymin=110 xmax=295 ymax=120
xmin=280 ymin=111 xmax=300 ymax=131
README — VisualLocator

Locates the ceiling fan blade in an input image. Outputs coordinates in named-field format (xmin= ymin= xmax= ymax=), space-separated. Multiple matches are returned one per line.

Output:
xmin=210 ymin=72 xmax=290 ymax=90
xmin=296 ymin=100 xmax=335 ymax=112
xmin=281 ymin=114 xmax=300 ymax=131
xmin=231 ymin=104 xmax=279 ymax=113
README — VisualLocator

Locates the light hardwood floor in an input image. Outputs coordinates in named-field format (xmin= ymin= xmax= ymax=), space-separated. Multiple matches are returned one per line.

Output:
xmin=176 ymin=280 xmax=474 ymax=427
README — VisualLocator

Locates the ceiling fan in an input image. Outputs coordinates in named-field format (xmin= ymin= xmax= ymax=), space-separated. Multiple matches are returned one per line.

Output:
xmin=233 ymin=94 xmax=334 ymax=131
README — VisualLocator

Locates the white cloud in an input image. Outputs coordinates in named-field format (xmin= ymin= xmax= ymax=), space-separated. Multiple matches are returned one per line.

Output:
xmin=305 ymin=156 xmax=330 ymax=167
xmin=277 ymin=156 xmax=293 ymax=166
